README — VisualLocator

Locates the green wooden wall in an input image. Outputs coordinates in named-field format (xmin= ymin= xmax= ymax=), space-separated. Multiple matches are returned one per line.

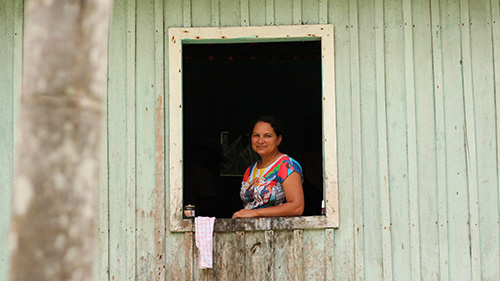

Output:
xmin=1 ymin=0 xmax=500 ymax=280
xmin=0 ymin=0 xmax=22 ymax=279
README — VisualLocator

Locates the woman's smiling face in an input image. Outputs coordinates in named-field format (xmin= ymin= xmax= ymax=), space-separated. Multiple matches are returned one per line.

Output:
xmin=251 ymin=121 xmax=282 ymax=158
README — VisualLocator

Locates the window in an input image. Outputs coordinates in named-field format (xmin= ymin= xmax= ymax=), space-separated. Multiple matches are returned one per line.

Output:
xmin=168 ymin=25 xmax=338 ymax=231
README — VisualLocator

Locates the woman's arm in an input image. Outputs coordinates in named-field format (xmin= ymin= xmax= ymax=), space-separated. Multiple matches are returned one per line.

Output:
xmin=232 ymin=171 xmax=304 ymax=218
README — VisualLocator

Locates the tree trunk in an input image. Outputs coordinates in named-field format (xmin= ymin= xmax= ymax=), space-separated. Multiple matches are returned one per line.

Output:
xmin=9 ymin=0 xmax=111 ymax=280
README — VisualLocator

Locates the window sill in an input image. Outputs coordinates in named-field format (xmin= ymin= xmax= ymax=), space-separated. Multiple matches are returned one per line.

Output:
xmin=171 ymin=215 xmax=338 ymax=232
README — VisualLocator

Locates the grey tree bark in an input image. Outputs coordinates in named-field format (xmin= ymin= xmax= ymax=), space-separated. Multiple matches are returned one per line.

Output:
xmin=9 ymin=0 xmax=112 ymax=280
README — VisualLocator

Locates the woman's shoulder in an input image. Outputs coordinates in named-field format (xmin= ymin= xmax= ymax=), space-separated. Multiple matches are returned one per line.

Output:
xmin=242 ymin=161 xmax=259 ymax=181
xmin=280 ymin=155 xmax=302 ymax=173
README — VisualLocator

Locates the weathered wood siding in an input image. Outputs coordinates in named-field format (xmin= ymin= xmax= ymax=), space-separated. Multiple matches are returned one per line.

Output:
xmin=1 ymin=0 xmax=500 ymax=280
xmin=0 ymin=0 xmax=22 ymax=279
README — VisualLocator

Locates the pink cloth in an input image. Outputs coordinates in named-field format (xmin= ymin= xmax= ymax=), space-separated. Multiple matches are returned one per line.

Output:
xmin=195 ymin=216 xmax=215 ymax=269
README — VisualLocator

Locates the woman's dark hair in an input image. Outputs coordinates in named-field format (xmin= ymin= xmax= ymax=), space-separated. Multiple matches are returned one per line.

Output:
xmin=250 ymin=115 xmax=284 ymax=137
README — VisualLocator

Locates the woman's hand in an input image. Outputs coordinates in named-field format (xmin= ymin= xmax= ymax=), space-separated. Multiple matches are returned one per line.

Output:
xmin=232 ymin=209 xmax=257 ymax=219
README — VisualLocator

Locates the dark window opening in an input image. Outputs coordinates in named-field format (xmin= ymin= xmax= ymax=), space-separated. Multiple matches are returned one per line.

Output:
xmin=182 ymin=41 xmax=323 ymax=218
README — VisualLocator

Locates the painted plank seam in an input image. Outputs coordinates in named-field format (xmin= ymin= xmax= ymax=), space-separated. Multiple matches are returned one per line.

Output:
xmin=375 ymin=0 xmax=394 ymax=280
xmin=98 ymin=0 xmax=110 ymax=273
xmin=185 ymin=232 xmax=193 ymax=281
xmin=108 ymin=1 xmax=129 ymax=279
xmin=293 ymin=0 xmax=302 ymax=25
xmin=13 ymin=0 xmax=22 ymax=157
xmin=126 ymin=0 xmax=137 ymax=279
xmin=164 ymin=4 xmax=188 ymax=281
xmin=1 ymin=0 xmax=24 ymax=279
xmin=429 ymin=0 xmax=450 ymax=280
xmin=490 ymin=1 xmax=500 ymax=274
xmin=266 ymin=0 xmax=275 ymax=25
xmin=319 ymin=0 xmax=327 ymax=24
xmin=402 ymin=0 xmax=422 ymax=280
xmin=211 ymin=0 xmax=220 ymax=27
xmin=154 ymin=0 xmax=166 ymax=278
xmin=293 ymin=230 xmax=304 ymax=281
xmin=237 ymin=231 xmax=246 ymax=281
xmin=184 ymin=0 xmax=192 ymax=27
xmin=265 ymin=230 xmax=275 ymax=281
xmin=331 ymin=2 xmax=355 ymax=280
xmin=459 ymin=0 xmax=482 ymax=279
xmin=348 ymin=0 xmax=364 ymax=279
xmin=240 ymin=0 xmax=249 ymax=26
xmin=325 ymin=228 xmax=335 ymax=281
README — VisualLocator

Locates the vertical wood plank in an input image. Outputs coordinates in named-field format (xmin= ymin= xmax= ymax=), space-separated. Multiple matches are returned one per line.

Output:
xmin=136 ymin=0 xmax=163 ymax=279
xmin=185 ymin=232 xmax=193 ymax=281
xmin=219 ymin=0 xmax=241 ymax=27
xmin=385 ymin=2 xmax=411 ymax=280
xmin=430 ymin=0 xmax=450 ymax=280
xmin=220 ymin=0 xmax=241 ymax=26
xmin=245 ymin=231 xmax=266 ymax=281
xmin=491 ymin=1 xmax=500 ymax=279
xmin=321 ymin=20 xmax=338 ymax=230
xmin=288 ymin=230 xmax=304 ymax=281
xmin=167 ymin=233 xmax=188 ymax=281
xmin=287 ymin=230 xmax=298 ymax=281
xmin=413 ymin=0 xmax=440 ymax=280
xmin=264 ymin=230 xmax=275 ymax=281
xmin=97 ymin=0 xmax=110 ymax=273
xmin=240 ymin=0 xmax=249 ymax=26
xmin=208 ymin=232 xmax=220 ymax=281
xmin=235 ymin=231 xmax=246 ymax=281
xmin=459 ymin=0 xmax=482 ymax=279
xmin=303 ymin=230 xmax=325 ymax=281
xmin=165 ymin=0 xmax=184 ymax=28
xmin=215 ymin=232 xmax=245 ymax=281
xmin=325 ymin=229 xmax=334 ymax=281
xmin=265 ymin=0 xmax=274 ymax=25
xmin=248 ymin=0 xmax=266 ymax=26
xmin=164 ymin=1 xmax=186 ymax=280
xmin=359 ymin=0 xmax=384 ymax=279
xmin=184 ymin=0 xmax=192 ymax=27
xmin=97 ymin=123 xmax=109 ymax=281
xmin=319 ymin=0 xmax=327 ymax=24
xmin=469 ymin=0 xmax=500 ymax=279
xmin=126 ymin=0 xmax=137 ymax=280
xmin=211 ymin=0 xmax=220 ymax=27
xmin=441 ymin=0 xmax=473 ymax=280
xmin=0 ymin=0 xmax=21 ymax=278
xmin=292 ymin=0 xmax=302 ymax=24
xmin=329 ymin=0 xmax=355 ymax=280
xmin=192 ymin=0 xmax=211 ymax=27
xmin=274 ymin=231 xmax=292 ymax=279
xmin=154 ymin=0 xmax=166 ymax=279
xmin=12 ymin=0 xmax=23 ymax=181
xmin=192 ymin=240 xmax=201 ymax=281
xmin=348 ymin=0 xmax=364 ymax=279
xmin=13 ymin=0 xmax=22 ymax=143
xmin=302 ymin=0 xmax=319 ymax=25
xmin=374 ymin=0 xmax=393 ymax=279
xmin=402 ymin=0 xmax=421 ymax=280
xmin=274 ymin=0 xmax=293 ymax=25
xmin=108 ymin=0 xmax=130 ymax=279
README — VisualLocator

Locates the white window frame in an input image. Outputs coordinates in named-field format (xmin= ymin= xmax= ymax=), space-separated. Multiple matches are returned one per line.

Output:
xmin=168 ymin=25 xmax=338 ymax=232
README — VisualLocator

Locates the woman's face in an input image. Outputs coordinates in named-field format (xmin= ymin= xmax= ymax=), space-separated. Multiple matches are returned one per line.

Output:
xmin=251 ymin=121 xmax=282 ymax=158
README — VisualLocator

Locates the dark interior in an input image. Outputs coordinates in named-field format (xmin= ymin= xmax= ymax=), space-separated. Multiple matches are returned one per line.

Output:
xmin=182 ymin=41 xmax=323 ymax=218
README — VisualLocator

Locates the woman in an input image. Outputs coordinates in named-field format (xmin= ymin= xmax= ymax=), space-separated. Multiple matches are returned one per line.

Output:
xmin=232 ymin=116 xmax=305 ymax=218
